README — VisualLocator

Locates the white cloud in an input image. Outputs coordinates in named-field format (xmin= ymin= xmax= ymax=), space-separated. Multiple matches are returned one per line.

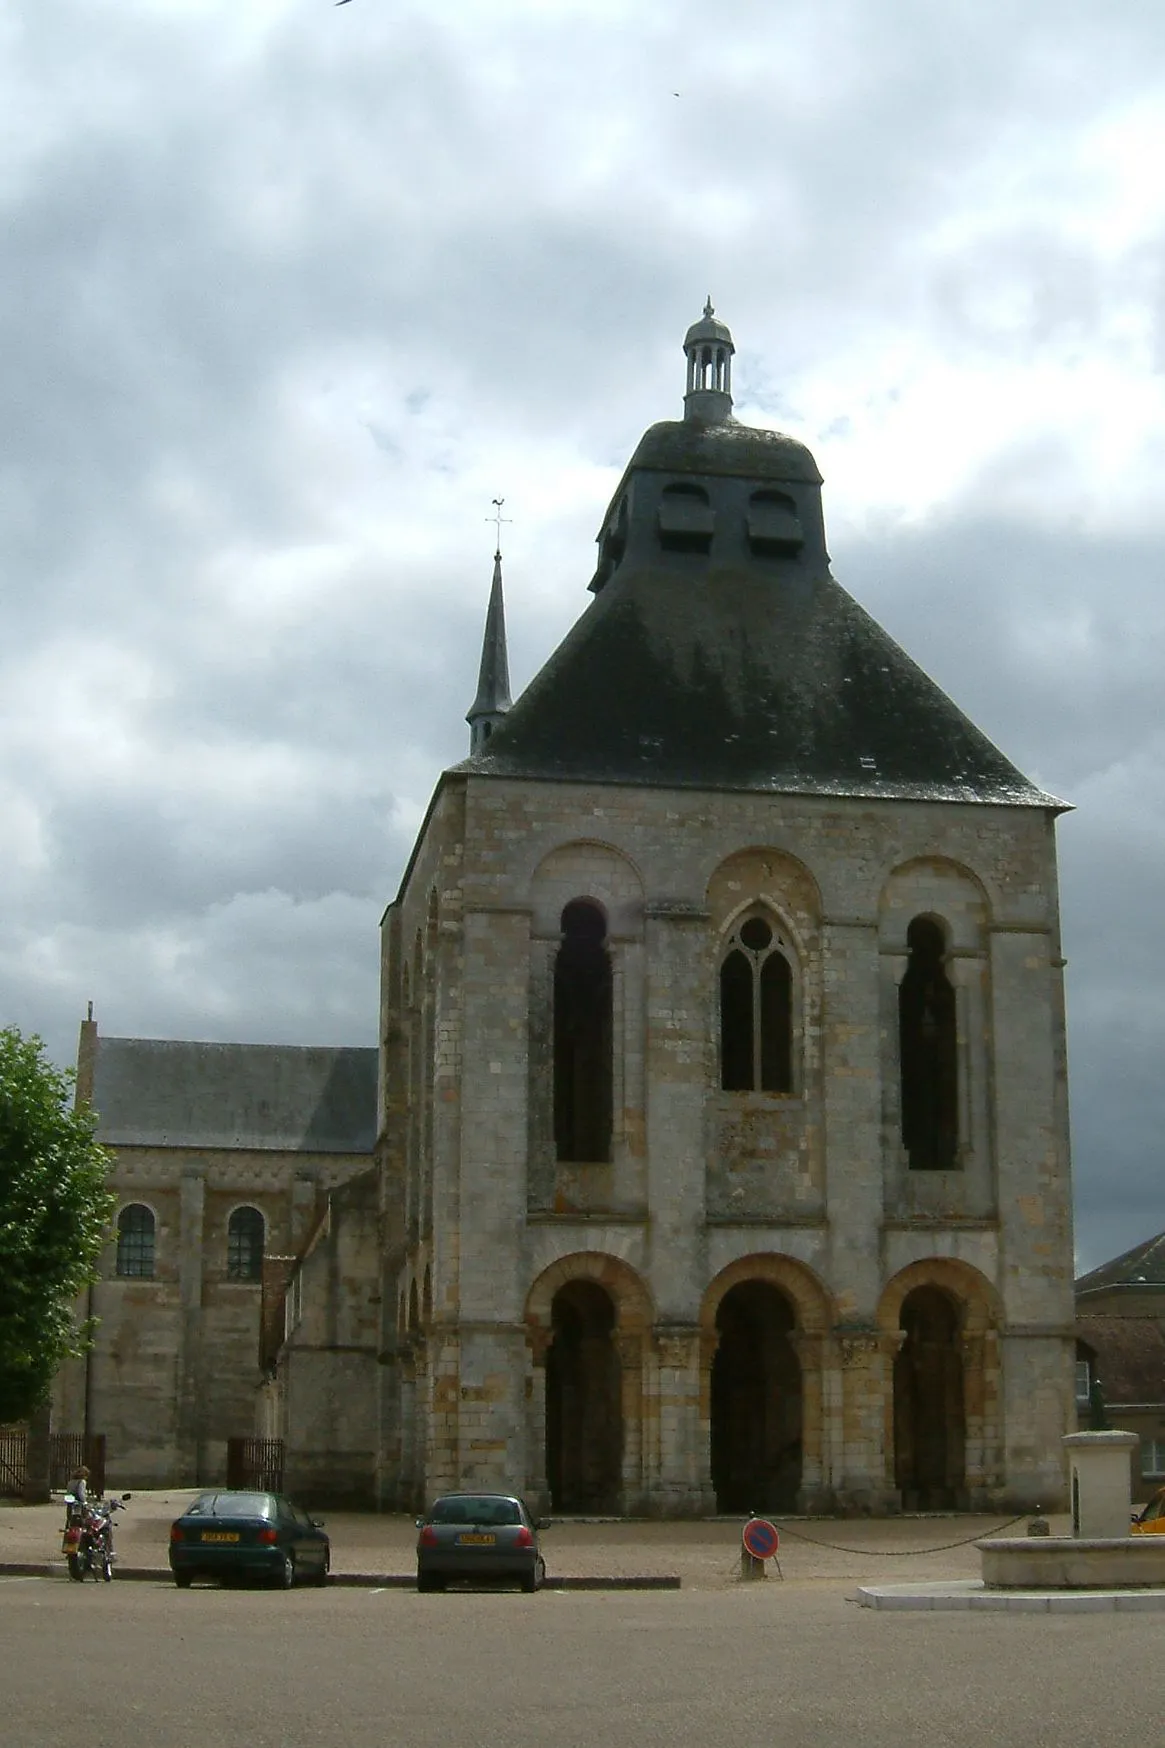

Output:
xmin=3 ymin=0 xmax=1165 ymax=1272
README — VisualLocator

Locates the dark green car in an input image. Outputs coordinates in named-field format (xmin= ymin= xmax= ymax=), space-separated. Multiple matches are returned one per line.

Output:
xmin=169 ymin=1491 xmax=330 ymax=1589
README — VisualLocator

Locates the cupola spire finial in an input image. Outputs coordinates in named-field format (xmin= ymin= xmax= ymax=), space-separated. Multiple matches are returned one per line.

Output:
xmin=683 ymin=300 xmax=735 ymax=425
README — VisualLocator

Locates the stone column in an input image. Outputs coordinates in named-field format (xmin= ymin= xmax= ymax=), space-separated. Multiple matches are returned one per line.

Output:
xmin=175 ymin=1167 xmax=206 ymax=1484
xmin=525 ymin=1326 xmax=550 ymax=1514
xmin=834 ymin=1328 xmax=898 ymax=1513
xmin=789 ymin=1331 xmax=828 ymax=1511
xmin=653 ymin=1324 xmax=713 ymax=1516
xmin=616 ymin=1331 xmax=646 ymax=1514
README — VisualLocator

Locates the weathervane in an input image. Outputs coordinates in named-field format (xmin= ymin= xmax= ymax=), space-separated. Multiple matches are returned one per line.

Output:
xmin=487 ymin=497 xmax=512 ymax=558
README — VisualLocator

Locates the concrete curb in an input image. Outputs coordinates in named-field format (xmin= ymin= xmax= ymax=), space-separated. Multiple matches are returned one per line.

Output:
xmin=857 ymin=1580 xmax=1165 ymax=1613
xmin=1 ymin=1562 xmax=681 ymax=1591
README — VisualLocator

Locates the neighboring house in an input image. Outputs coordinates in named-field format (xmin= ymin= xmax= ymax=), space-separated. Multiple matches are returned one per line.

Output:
xmin=268 ymin=305 xmax=1077 ymax=1515
xmin=52 ymin=1016 xmax=376 ymax=1487
xmin=1076 ymin=1232 xmax=1165 ymax=1501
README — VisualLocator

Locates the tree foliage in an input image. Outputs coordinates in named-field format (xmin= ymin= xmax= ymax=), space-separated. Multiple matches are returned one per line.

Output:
xmin=0 ymin=1027 xmax=115 ymax=1425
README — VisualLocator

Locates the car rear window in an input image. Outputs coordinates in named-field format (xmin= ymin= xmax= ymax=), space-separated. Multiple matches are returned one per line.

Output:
xmin=185 ymin=1493 xmax=273 ymax=1518
xmin=430 ymin=1496 xmax=521 ymax=1526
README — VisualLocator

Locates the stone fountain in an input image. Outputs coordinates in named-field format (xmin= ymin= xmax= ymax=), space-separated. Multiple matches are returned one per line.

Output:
xmin=977 ymin=1431 xmax=1165 ymax=1589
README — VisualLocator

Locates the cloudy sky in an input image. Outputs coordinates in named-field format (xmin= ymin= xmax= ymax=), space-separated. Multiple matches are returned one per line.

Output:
xmin=3 ymin=0 xmax=1164 ymax=1272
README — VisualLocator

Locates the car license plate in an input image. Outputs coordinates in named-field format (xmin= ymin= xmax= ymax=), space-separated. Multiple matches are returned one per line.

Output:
xmin=456 ymin=1533 xmax=495 ymax=1545
xmin=199 ymin=1531 xmax=240 ymax=1543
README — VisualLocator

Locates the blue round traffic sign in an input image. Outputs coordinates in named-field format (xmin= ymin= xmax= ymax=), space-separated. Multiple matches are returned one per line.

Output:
xmin=742 ymin=1517 xmax=779 ymax=1560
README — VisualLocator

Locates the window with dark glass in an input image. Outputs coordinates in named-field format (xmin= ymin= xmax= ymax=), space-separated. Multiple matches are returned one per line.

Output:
xmin=227 ymin=1205 xmax=265 ymax=1281
xmin=898 ymin=916 xmax=959 ymax=1169
xmin=116 ymin=1203 xmax=156 ymax=1279
xmin=719 ymin=913 xmax=793 ymax=1093
xmin=553 ymin=900 xmax=613 ymax=1162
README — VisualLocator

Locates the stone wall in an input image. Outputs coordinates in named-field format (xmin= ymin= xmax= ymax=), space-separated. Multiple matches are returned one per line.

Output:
xmin=376 ymin=771 xmax=1075 ymax=1514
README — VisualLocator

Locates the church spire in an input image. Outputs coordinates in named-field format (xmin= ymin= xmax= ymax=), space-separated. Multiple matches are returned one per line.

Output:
xmin=466 ymin=548 xmax=512 ymax=753
xmin=682 ymin=297 xmax=735 ymax=425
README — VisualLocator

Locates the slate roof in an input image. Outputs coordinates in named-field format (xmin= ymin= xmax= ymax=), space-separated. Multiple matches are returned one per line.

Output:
xmin=621 ymin=419 xmax=823 ymax=486
xmin=1077 ymin=1231 xmax=1165 ymax=1295
xmin=460 ymin=555 xmax=1059 ymax=806
xmin=91 ymin=1037 xmax=377 ymax=1153
xmin=1075 ymin=1316 xmax=1165 ymax=1406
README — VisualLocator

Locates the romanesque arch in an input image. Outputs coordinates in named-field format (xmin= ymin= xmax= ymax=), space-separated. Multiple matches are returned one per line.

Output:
xmin=877 ymin=1259 xmax=1003 ymax=1508
xmin=526 ymin=1253 xmax=654 ymax=1514
xmin=699 ymin=1254 xmax=832 ymax=1512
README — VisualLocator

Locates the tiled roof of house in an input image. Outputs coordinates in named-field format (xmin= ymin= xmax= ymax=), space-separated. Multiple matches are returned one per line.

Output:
xmin=1075 ymin=1316 xmax=1165 ymax=1406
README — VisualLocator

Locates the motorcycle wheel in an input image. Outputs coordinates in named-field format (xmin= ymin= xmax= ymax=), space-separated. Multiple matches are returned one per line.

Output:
xmin=101 ymin=1557 xmax=113 ymax=1582
xmin=278 ymin=1553 xmax=296 ymax=1590
xmin=67 ymin=1554 xmax=84 ymax=1583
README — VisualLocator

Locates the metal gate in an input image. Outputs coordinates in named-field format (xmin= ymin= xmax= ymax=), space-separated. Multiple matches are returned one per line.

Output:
xmin=0 ymin=1429 xmax=24 ymax=1497
xmin=0 ymin=1431 xmax=106 ymax=1497
xmin=226 ymin=1437 xmax=284 ymax=1492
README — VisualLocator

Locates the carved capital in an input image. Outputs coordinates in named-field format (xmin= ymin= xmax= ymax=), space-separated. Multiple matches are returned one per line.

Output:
xmin=654 ymin=1323 xmax=702 ymax=1369
xmin=835 ymin=1329 xmax=882 ymax=1370
xmin=526 ymin=1323 xmax=552 ymax=1367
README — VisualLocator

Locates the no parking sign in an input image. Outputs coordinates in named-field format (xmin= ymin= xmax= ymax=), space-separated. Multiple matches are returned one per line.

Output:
xmin=741 ymin=1517 xmax=780 ymax=1561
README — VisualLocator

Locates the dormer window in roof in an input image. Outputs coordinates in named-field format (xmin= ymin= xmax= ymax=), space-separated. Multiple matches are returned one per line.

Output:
xmin=747 ymin=489 xmax=804 ymax=557
xmin=657 ymin=481 xmax=714 ymax=554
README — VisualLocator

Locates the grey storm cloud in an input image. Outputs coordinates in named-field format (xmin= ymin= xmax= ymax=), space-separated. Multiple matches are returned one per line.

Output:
xmin=4 ymin=0 xmax=1165 ymax=1273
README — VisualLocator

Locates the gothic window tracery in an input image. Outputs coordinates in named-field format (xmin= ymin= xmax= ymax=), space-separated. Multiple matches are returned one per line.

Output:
xmin=719 ymin=911 xmax=794 ymax=1093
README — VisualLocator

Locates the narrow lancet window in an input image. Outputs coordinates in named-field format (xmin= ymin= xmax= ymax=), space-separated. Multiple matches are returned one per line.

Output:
xmin=899 ymin=916 xmax=959 ymax=1170
xmin=554 ymin=900 xmax=613 ymax=1162
xmin=719 ymin=913 xmax=793 ymax=1093
xmin=227 ymin=1206 xmax=265 ymax=1281
xmin=116 ymin=1204 xmax=156 ymax=1279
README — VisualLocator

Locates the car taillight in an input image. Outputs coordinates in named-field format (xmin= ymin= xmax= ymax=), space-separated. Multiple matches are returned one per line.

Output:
xmin=258 ymin=1528 xmax=278 ymax=1544
xmin=419 ymin=1526 xmax=438 ymax=1547
xmin=169 ymin=1526 xmax=184 ymax=1543
xmin=515 ymin=1526 xmax=533 ymax=1548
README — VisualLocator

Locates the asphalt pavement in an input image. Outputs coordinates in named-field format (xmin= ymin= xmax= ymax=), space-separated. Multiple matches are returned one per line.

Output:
xmin=0 ymin=1565 xmax=1159 ymax=1748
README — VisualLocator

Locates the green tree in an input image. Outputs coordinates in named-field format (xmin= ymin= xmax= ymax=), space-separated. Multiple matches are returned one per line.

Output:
xmin=0 ymin=1026 xmax=114 ymax=1425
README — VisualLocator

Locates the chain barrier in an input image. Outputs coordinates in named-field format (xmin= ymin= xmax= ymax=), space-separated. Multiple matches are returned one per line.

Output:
xmin=764 ymin=1513 xmax=1027 ymax=1556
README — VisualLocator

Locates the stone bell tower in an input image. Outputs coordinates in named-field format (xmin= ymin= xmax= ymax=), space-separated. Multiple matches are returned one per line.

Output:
xmin=376 ymin=305 xmax=1075 ymax=1518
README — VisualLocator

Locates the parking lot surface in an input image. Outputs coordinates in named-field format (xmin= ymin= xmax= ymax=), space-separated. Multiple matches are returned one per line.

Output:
xmin=0 ymin=1567 xmax=1160 ymax=1748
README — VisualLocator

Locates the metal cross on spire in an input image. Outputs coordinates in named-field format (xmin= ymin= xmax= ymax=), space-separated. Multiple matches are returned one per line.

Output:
xmin=487 ymin=497 xmax=512 ymax=558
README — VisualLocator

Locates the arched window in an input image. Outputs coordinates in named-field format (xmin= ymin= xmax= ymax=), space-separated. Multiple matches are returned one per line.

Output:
xmin=554 ymin=899 xmax=613 ymax=1162
xmin=719 ymin=913 xmax=793 ymax=1092
xmin=899 ymin=916 xmax=958 ymax=1170
xmin=227 ymin=1206 xmax=265 ymax=1281
xmin=116 ymin=1204 xmax=155 ymax=1279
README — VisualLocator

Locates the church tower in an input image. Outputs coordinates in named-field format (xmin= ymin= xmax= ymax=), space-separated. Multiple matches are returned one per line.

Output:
xmin=375 ymin=308 xmax=1075 ymax=1517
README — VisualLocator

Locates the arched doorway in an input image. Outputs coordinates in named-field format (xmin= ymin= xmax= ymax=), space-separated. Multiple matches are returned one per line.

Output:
xmin=894 ymin=1285 xmax=966 ymax=1509
xmin=710 ymin=1281 xmax=802 ymax=1513
xmin=545 ymin=1280 xmax=622 ymax=1512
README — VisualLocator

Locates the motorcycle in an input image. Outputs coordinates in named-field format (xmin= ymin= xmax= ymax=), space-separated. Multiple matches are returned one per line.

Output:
xmin=61 ymin=1492 xmax=131 ymax=1582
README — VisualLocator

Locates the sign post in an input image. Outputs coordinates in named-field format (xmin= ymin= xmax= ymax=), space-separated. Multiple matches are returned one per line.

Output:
xmin=740 ymin=1516 xmax=781 ymax=1581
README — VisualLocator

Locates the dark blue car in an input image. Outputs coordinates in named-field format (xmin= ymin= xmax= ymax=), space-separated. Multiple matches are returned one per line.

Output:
xmin=169 ymin=1491 xmax=330 ymax=1589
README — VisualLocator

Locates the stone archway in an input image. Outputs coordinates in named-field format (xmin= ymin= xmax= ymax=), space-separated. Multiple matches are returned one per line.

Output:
xmin=546 ymin=1279 xmax=622 ymax=1512
xmin=526 ymin=1253 xmax=654 ymax=1515
xmin=699 ymin=1254 xmax=832 ymax=1512
xmin=878 ymin=1259 xmax=1003 ymax=1508
xmin=893 ymin=1284 xmax=965 ymax=1509
xmin=710 ymin=1280 xmax=802 ymax=1512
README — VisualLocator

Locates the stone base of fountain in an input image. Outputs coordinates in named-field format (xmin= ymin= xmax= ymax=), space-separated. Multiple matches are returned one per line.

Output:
xmin=978 ymin=1537 xmax=1165 ymax=1589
